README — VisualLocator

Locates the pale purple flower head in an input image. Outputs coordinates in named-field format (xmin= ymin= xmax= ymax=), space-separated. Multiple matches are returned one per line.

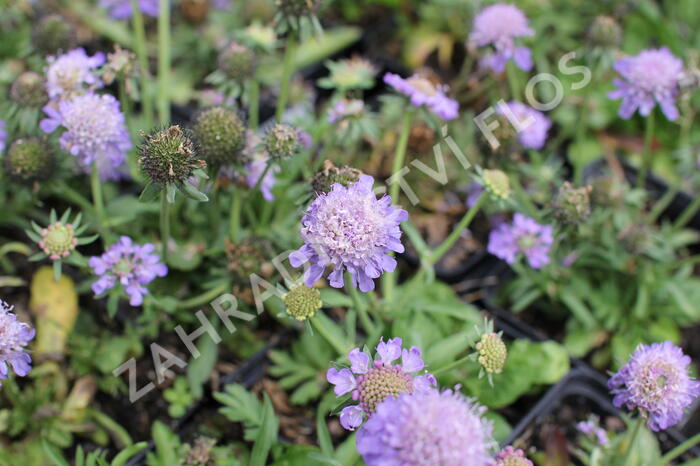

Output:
xmin=488 ymin=213 xmax=553 ymax=269
xmin=469 ymin=3 xmax=534 ymax=73
xmin=577 ymin=417 xmax=608 ymax=446
xmin=495 ymin=446 xmax=533 ymax=466
xmin=496 ymin=101 xmax=551 ymax=150
xmin=0 ymin=120 xmax=6 ymax=154
xmin=100 ymin=0 xmax=159 ymax=19
xmin=384 ymin=73 xmax=459 ymax=120
xmin=0 ymin=300 xmax=35 ymax=385
xmin=608 ymin=341 xmax=700 ymax=431
xmin=326 ymin=337 xmax=436 ymax=431
xmin=45 ymin=48 xmax=105 ymax=100
xmin=608 ymin=48 xmax=684 ymax=121
xmin=356 ymin=388 xmax=494 ymax=466
xmin=40 ymin=93 xmax=131 ymax=181
xmin=89 ymin=236 xmax=168 ymax=306
xmin=290 ymin=175 xmax=408 ymax=292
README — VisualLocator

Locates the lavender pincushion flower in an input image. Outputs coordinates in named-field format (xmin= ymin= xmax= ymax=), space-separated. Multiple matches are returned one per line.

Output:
xmin=608 ymin=341 xmax=700 ymax=431
xmin=497 ymin=101 xmax=551 ymax=150
xmin=290 ymin=175 xmax=408 ymax=292
xmin=469 ymin=3 xmax=534 ymax=73
xmin=608 ymin=48 xmax=684 ymax=121
xmin=40 ymin=93 xmax=131 ymax=181
xmin=384 ymin=73 xmax=459 ymax=120
xmin=488 ymin=213 xmax=553 ymax=269
xmin=495 ymin=446 xmax=533 ymax=466
xmin=327 ymin=337 xmax=436 ymax=431
xmin=46 ymin=48 xmax=105 ymax=99
xmin=100 ymin=0 xmax=159 ymax=19
xmin=356 ymin=388 xmax=494 ymax=466
xmin=0 ymin=300 xmax=35 ymax=385
xmin=89 ymin=236 xmax=168 ymax=306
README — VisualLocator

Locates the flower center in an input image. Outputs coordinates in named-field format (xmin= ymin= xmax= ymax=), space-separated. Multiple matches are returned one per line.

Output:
xmin=407 ymin=77 xmax=437 ymax=96
xmin=41 ymin=223 xmax=76 ymax=258
xmin=113 ymin=257 xmax=134 ymax=277
xmin=356 ymin=364 xmax=413 ymax=415
xmin=517 ymin=234 xmax=536 ymax=251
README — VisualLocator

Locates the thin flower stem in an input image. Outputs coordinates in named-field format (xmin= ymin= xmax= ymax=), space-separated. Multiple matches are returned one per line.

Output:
xmin=160 ymin=191 xmax=170 ymax=263
xmin=622 ymin=417 xmax=644 ymax=466
xmin=648 ymin=185 xmax=679 ymax=225
xmin=249 ymin=80 xmax=260 ymax=130
xmin=276 ymin=36 xmax=296 ymax=122
xmin=229 ymin=186 xmax=242 ymax=242
xmin=673 ymin=194 xmax=700 ymax=231
xmin=428 ymin=194 xmax=485 ymax=266
xmin=175 ymin=282 xmax=229 ymax=309
xmin=252 ymin=161 xmax=273 ymax=194
xmin=311 ymin=316 xmax=347 ymax=355
xmin=638 ymin=110 xmax=655 ymax=190
xmin=157 ymin=0 xmax=171 ymax=125
xmin=346 ymin=273 xmax=375 ymax=336
xmin=432 ymin=354 xmax=472 ymax=376
xmin=652 ymin=431 xmax=700 ymax=466
xmin=506 ymin=61 xmax=521 ymax=100
xmin=130 ymin=0 xmax=153 ymax=129
xmin=91 ymin=164 xmax=110 ymax=240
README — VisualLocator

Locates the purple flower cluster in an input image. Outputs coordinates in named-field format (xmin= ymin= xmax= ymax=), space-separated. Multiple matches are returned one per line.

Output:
xmin=326 ymin=337 xmax=436 ymax=430
xmin=608 ymin=341 xmax=700 ymax=431
xmin=577 ymin=418 xmax=608 ymax=446
xmin=290 ymin=175 xmax=407 ymax=292
xmin=356 ymin=388 xmax=494 ymax=466
xmin=384 ymin=73 xmax=459 ymax=120
xmin=45 ymin=48 xmax=105 ymax=100
xmin=497 ymin=101 xmax=551 ymax=150
xmin=488 ymin=214 xmax=553 ymax=269
xmin=608 ymin=48 xmax=684 ymax=121
xmin=469 ymin=3 xmax=534 ymax=73
xmin=0 ymin=300 xmax=35 ymax=385
xmin=100 ymin=0 xmax=159 ymax=19
xmin=89 ymin=236 xmax=168 ymax=306
xmin=0 ymin=120 xmax=6 ymax=154
xmin=40 ymin=93 xmax=131 ymax=181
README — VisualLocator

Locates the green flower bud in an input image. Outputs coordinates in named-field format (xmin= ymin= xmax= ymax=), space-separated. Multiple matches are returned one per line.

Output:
xmin=476 ymin=333 xmax=507 ymax=374
xmin=264 ymin=123 xmax=300 ymax=161
xmin=33 ymin=14 xmax=74 ymax=56
xmin=284 ymin=284 xmax=322 ymax=321
xmin=553 ymin=182 xmax=592 ymax=224
xmin=482 ymin=169 xmax=511 ymax=200
xmin=311 ymin=160 xmax=363 ymax=195
xmin=10 ymin=72 xmax=48 ymax=107
xmin=4 ymin=138 xmax=54 ymax=184
xmin=139 ymin=125 xmax=206 ymax=185
xmin=217 ymin=42 xmax=256 ymax=82
xmin=39 ymin=222 xmax=77 ymax=261
xmin=191 ymin=106 xmax=247 ymax=166
xmin=588 ymin=15 xmax=622 ymax=48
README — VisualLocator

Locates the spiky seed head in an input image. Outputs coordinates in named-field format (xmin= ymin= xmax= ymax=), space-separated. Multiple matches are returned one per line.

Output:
xmin=39 ymin=222 xmax=77 ymax=260
xmin=311 ymin=160 xmax=363 ymax=195
xmin=33 ymin=15 xmax=74 ymax=55
xmin=10 ymin=72 xmax=48 ymax=107
xmin=553 ymin=182 xmax=592 ymax=224
xmin=476 ymin=333 xmax=507 ymax=374
xmin=284 ymin=284 xmax=322 ymax=321
xmin=4 ymin=138 xmax=54 ymax=184
xmin=264 ymin=123 xmax=300 ymax=160
xmin=588 ymin=15 xmax=622 ymax=48
xmin=482 ymin=169 xmax=511 ymax=200
xmin=139 ymin=125 xmax=206 ymax=185
xmin=217 ymin=42 xmax=256 ymax=82
xmin=191 ymin=106 xmax=247 ymax=166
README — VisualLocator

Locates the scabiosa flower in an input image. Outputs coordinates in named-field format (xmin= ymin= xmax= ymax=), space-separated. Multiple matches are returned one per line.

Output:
xmin=45 ymin=48 xmax=105 ymax=99
xmin=326 ymin=337 xmax=437 ymax=430
xmin=40 ymin=93 xmax=131 ymax=181
xmin=495 ymin=446 xmax=533 ymax=466
xmin=89 ymin=236 xmax=168 ymax=306
xmin=0 ymin=300 xmax=35 ymax=385
xmin=496 ymin=101 xmax=551 ymax=150
xmin=356 ymin=388 xmax=494 ymax=465
xmin=283 ymin=284 xmax=322 ymax=321
xmin=384 ymin=73 xmax=459 ymax=120
xmin=608 ymin=48 xmax=684 ymax=121
xmin=469 ymin=3 xmax=534 ymax=73
xmin=577 ymin=417 xmax=608 ymax=446
xmin=290 ymin=175 xmax=408 ymax=292
xmin=608 ymin=341 xmax=700 ymax=431
xmin=100 ymin=0 xmax=159 ymax=19
xmin=488 ymin=214 xmax=553 ymax=269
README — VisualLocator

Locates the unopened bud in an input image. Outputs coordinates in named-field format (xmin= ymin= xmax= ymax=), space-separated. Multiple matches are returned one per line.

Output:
xmin=284 ymin=284 xmax=322 ymax=321
xmin=553 ymin=182 xmax=592 ymax=224
xmin=476 ymin=333 xmax=507 ymax=374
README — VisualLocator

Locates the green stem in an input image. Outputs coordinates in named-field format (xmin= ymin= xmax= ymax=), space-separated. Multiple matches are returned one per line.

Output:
xmin=638 ymin=111 xmax=655 ymax=190
xmin=160 ymin=192 xmax=170 ymax=263
xmin=276 ymin=36 xmax=296 ymax=122
xmin=249 ymin=80 xmax=260 ymax=130
xmin=346 ymin=273 xmax=375 ymax=336
xmin=428 ymin=194 xmax=485 ymax=266
xmin=653 ymin=432 xmax=700 ymax=466
xmin=506 ymin=61 xmax=521 ymax=100
xmin=311 ymin=316 xmax=347 ymax=355
xmin=432 ymin=355 xmax=471 ymax=376
xmin=648 ymin=185 xmax=679 ymax=225
xmin=175 ymin=282 xmax=229 ymax=309
xmin=229 ymin=186 xmax=242 ymax=242
xmin=622 ymin=417 xmax=644 ymax=466
xmin=251 ymin=161 xmax=273 ymax=194
xmin=130 ymin=0 xmax=153 ymax=129
xmin=673 ymin=195 xmax=700 ymax=231
xmin=157 ymin=0 xmax=170 ymax=125
xmin=91 ymin=164 xmax=110 ymax=240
